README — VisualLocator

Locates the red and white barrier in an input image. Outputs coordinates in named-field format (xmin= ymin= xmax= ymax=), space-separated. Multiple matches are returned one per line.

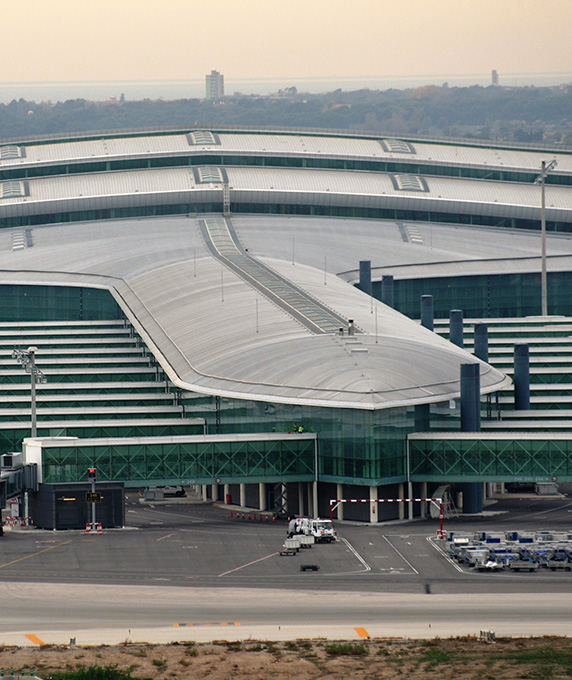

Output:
xmin=329 ymin=497 xmax=445 ymax=538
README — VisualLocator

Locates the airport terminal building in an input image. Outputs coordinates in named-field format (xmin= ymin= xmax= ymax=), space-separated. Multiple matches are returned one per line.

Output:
xmin=1 ymin=127 xmax=572 ymax=525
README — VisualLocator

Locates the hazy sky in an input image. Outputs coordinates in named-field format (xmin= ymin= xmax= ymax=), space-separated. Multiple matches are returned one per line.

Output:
xmin=4 ymin=0 xmax=572 ymax=84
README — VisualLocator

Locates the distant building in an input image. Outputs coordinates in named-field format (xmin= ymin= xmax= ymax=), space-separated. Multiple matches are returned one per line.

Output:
xmin=205 ymin=70 xmax=224 ymax=99
xmin=492 ymin=70 xmax=499 ymax=86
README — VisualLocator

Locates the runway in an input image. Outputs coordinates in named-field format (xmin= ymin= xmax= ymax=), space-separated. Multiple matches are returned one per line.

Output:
xmin=2 ymin=582 xmax=572 ymax=646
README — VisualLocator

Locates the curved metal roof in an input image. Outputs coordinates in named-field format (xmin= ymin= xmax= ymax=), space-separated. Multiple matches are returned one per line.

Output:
xmin=0 ymin=215 xmax=510 ymax=410
xmin=1 ymin=165 xmax=571 ymax=224
xmin=1 ymin=130 xmax=570 ymax=175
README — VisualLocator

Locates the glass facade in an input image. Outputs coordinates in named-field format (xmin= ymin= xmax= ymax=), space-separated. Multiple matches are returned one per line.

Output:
xmin=409 ymin=435 xmax=572 ymax=482
xmin=0 ymin=284 xmax=122 ymax=321
xmin=1 ymin=152 xmax=569 ymax=187
xmin=40 ymin=436 xmax=317 ymax=486
xmin=183 ymin=395 xmax=460 ymax=486
xmin=374 ymin=271 xmax=572 ymax=320
xmin=1 ymin=200 xmax=566 ymax=233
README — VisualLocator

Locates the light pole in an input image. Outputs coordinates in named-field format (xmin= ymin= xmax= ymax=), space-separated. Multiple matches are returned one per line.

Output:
xmin=535 ymin=159 xmax=558 ymax=317
xmin=12 ymin=346 xmax=47 ymax=521
xmin=12 ymin=346 xmax=47 ymax=438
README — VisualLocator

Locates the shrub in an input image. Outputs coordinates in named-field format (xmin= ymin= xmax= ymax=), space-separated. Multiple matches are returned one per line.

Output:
xmin=324 ymin=643 xmax=369 ymax=657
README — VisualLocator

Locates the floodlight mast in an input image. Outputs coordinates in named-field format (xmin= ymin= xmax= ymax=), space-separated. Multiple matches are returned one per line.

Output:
xmin=535 ymin=159 xmax=558 ymax=317
xmin=12 ymin=345 xmax=47 ymax=438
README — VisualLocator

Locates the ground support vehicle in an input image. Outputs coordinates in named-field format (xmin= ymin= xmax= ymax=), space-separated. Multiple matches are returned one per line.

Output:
xmin=287 ymin=517 xmax=336 ymax=543
xmin=299 ymin=535 xmax=314 ymax=548
xmin=280 ymin=537 xmax=300 ymax=555
xmin=543 ymin=558 xmax=572 ymax=571
xmin=507 ymin=557 xmax=539 ymax=572
xmin=474 ymin=557 xmax=504 ymax=572
xmin=300 ymin=564 xmax=319 ymax=571
xmin=279 ymin=546 xmax=297 ymax=556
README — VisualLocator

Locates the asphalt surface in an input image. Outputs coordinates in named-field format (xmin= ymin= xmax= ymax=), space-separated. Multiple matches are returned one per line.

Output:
xmin=2 ymin=491 xmax=572 ymax=645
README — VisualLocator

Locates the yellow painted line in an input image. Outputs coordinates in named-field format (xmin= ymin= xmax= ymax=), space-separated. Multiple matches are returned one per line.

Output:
xmin=25 ymin=634 xmax=45 ymax=646
xmin=0 ymin=540 xmax=73 ymax=569
xmin=354 ymin=627 xmax=370 ymax=639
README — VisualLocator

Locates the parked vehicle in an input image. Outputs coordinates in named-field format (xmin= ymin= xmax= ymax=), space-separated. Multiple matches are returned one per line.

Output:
xmin=159 ymin=486 xmax=186 ymax=497
xmin=287 ymin=517 xmax=336 ymax=543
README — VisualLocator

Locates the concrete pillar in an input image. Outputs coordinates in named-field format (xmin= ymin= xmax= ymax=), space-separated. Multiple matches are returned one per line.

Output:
xmin=449 ymin=309 xmax=464 ymax=348
xmin=336 ymin=483 xmax=344 ymax=520
xmin=398 ymin=483 xmax=405 ymax=520
xmin=239 ymin=483 xmax=246 ymax=508
xmin=421 ymin=295 xmax=434 ymax=331
xmin=381 ymin=275 xmax=394 ymax=308
xmin=258 ymin=483 xmax=267 ymax=511
xmin=359 ymin=260 xmax=372 ymax=296
xmin=514 ymin=344 xmax=530 ymax=410
xmin=420 ymin=481 xmax=428 ymax=519
xmin=223 ymin=483 xmax=230 ymax=504
xmin=298 ymin=482 xmax=304 ymax=516
xmin=211 ymin=484 xmax=218 ymax=502
xmin=201 ymin=485 xmax=208 ymax=502
xmin=474 ymin=323 xmax=489 ymax=363
xmin=369 ymin=485 xmax=378 ymax=523
xmin=307 ymin=484 xmax=314 ymax=518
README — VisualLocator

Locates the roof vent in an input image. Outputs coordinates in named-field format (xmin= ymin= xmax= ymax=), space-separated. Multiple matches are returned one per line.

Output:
xmin=194 ymin=166 xmax=226 ymax=184
xmin=0 ymin=145 xmax=25 ymax=160
xmin=187 ymin=131 xmax=220 ymax=146
xmin=1 ymin=181 xmax=27 ymax=198
xmin=379 ymin=139 xmax=416 ymax=154
xmin=390 ymin=174 xmax=428 ymax=192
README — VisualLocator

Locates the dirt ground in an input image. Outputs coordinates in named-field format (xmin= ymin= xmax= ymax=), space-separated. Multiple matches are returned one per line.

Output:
xmin=1 ymin=636 xmax=572 ymax=680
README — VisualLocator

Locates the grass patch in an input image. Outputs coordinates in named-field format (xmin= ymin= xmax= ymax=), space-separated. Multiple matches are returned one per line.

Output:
xmin=420 ymin=647 xmax=454 ymax=665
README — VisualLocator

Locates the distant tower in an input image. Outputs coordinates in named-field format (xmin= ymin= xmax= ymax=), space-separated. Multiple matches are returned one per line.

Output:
xmin=491 ymin=70 xmax=499 ymax=86
xmin=205 ymin=70 xmax=224 ymax=99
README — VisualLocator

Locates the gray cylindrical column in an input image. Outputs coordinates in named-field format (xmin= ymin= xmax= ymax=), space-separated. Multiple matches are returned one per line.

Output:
xmin=449 ymin=310 xmax=464 ymax=348
xmin=461 ymin=362 xmax=481 ymax=433
xmin=460 ymin=362 xmax=482 ymax=514
xmin=381 ymin=275 xmax=394 ymax=308
xmin=474 ymin=323 xmax=489 ymax=363
xmin=514 ymin=344 xmax=530 ymax=411
xmin=359 ymin=260 xmax=372 ymax=296
xmin=462 ymin=483 xmax=484 ymax=515
xmin=414 ymin=403 xmax=430 ymax=432
xmin=420 ymin=295 xmax=434 ymax=331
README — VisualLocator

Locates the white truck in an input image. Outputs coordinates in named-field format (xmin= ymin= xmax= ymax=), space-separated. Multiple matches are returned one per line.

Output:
xmin=287 ymin=517 xmax=336 ymax=543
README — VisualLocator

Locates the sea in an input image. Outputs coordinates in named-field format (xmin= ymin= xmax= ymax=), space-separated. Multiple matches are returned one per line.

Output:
xmin=0 ymin=73 xmax=570 ymax=104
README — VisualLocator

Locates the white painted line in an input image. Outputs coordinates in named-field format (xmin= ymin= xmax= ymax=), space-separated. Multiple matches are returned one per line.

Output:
xmin=382 ymin=536 xmax=418 ymax=574
xmin=426 ymin=536 xmax=464 ymax=573
xmin=339 ymin=538 xmax=371 ymax=572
